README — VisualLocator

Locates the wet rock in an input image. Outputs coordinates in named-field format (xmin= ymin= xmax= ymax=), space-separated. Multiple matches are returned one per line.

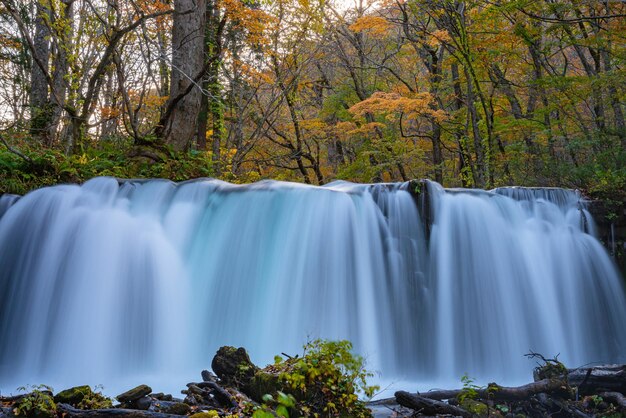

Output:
xmin=116 ymin=385 xmax=152 ymax=403
xmin=135 ymin=396 xmax=152 ymax=410
xmin=183 ymin=394 xmax=199 ymax=406
xmin=152 ymin=393 xmax=173 ymax=401
xmin=201 ymin=370 xmax=216 ymax=382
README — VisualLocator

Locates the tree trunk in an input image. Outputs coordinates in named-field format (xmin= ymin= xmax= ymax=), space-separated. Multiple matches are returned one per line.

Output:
xmin=197 ymin=0 xmax=224 ymax=170
xmin=209 ymin=75 xmax=224 ymax=174
xmin=161 ymin=0 xmax=207 ymax=151
xmin=156 ymin=29 xmax=170 ymax=99
xmin=48 ymin=0 xmax=73 ymax=147
xmin=465 ymin=69 xmax=487 ymax=188
xmin=430 ymin=121 xmax=443 ymax=184
xmin=451 ymin=63 xmax=475 ymax=187
xmin=197 ymin=86 xmax=209 ymax=150
xmin=30 ymin=2 xmax=51 ymax=142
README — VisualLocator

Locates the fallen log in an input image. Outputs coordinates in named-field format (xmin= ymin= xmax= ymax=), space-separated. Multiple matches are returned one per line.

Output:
xmin=401 ymin=378 xmax=567 ymax=401
xmin=57 ymin=404 xmax=185 ymax=417
xmin=568 ymin=365 xmax=626 ymax=395
xmin=395 ymin=391 xmax=473 ymax=418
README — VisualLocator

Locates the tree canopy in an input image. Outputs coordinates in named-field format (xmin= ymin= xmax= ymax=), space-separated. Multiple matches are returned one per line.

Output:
xmin=0 ymin=0 xmax=624 ymax=195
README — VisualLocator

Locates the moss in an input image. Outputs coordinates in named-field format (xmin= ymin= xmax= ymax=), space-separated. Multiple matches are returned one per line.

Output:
xmin=248 ymin=370 xmax=281 ymax=403
xmin=190 ymin=411 xmax=219 ymax=418
xmin=76 ymin=390 xmax=113 ymax=410
xmin=460 ymin=398 xmax=489 ymax=415
xmin=54 ymin=385 xmax=92 ymax=405
xmin=162 ymin=402 xmax=191 ymax=415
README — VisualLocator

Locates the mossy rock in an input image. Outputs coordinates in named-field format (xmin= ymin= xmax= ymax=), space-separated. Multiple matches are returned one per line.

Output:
xmin=211 ymin=346 xmax=259 ymax=389
xmin=161 ymin=402 xmax=191 ymax=415
xmin=54 ymin=385 xmax=92 ymax=405
xmin=116 ymin=384 xmax=152 ymax=403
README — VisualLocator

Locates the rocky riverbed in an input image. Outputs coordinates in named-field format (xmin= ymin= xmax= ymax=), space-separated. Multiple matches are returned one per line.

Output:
xmin=1 ymin=347 xmax=625 ymax=417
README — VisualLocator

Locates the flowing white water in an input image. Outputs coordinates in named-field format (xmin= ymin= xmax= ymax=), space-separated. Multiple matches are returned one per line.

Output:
xmin=0 ymin=194 xmax=19 ymax=219
xmin=0 ymin=177 xmax=624 ymax=395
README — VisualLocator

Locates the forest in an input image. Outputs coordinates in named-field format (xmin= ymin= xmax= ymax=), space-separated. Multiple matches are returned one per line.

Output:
xmin=1 ymin=2 xmax=626 ymax=417
xmin=0 ymin=0 xmax=624 ymax=194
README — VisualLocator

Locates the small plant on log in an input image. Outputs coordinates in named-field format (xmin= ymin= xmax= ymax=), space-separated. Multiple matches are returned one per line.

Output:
xmin=458 ymin=374 xmax=480 ymax=403
xmin=13 ymin=385 xmax=56 ymax=418
xmin=457 ymin=374 xmax=490 ymax=415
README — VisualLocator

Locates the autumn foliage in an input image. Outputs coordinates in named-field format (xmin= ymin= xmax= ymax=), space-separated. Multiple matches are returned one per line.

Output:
xmin=0 ymin=0 xmax=624 ymax=195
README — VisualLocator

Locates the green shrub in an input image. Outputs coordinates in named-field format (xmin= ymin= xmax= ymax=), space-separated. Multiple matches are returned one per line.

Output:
xmin=13 ymin=385 xmax=56 ymax=418
xmin=270 ymin=339 xmax=379 ymax=418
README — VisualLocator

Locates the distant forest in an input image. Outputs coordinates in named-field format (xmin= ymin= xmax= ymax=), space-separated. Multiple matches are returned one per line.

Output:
xmin=0 ymin=0 xmax=624 ymax=194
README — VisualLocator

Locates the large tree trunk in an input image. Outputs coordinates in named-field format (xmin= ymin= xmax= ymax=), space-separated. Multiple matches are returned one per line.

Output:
xmin=161 ymin=0 xmax=207 ymax=151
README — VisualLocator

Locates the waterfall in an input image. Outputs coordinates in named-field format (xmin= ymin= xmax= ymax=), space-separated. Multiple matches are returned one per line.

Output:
xmin=0 ymin=177 xmax=624 ymax=394
xmin=0 ymin=194 xmax=19 ymax=219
